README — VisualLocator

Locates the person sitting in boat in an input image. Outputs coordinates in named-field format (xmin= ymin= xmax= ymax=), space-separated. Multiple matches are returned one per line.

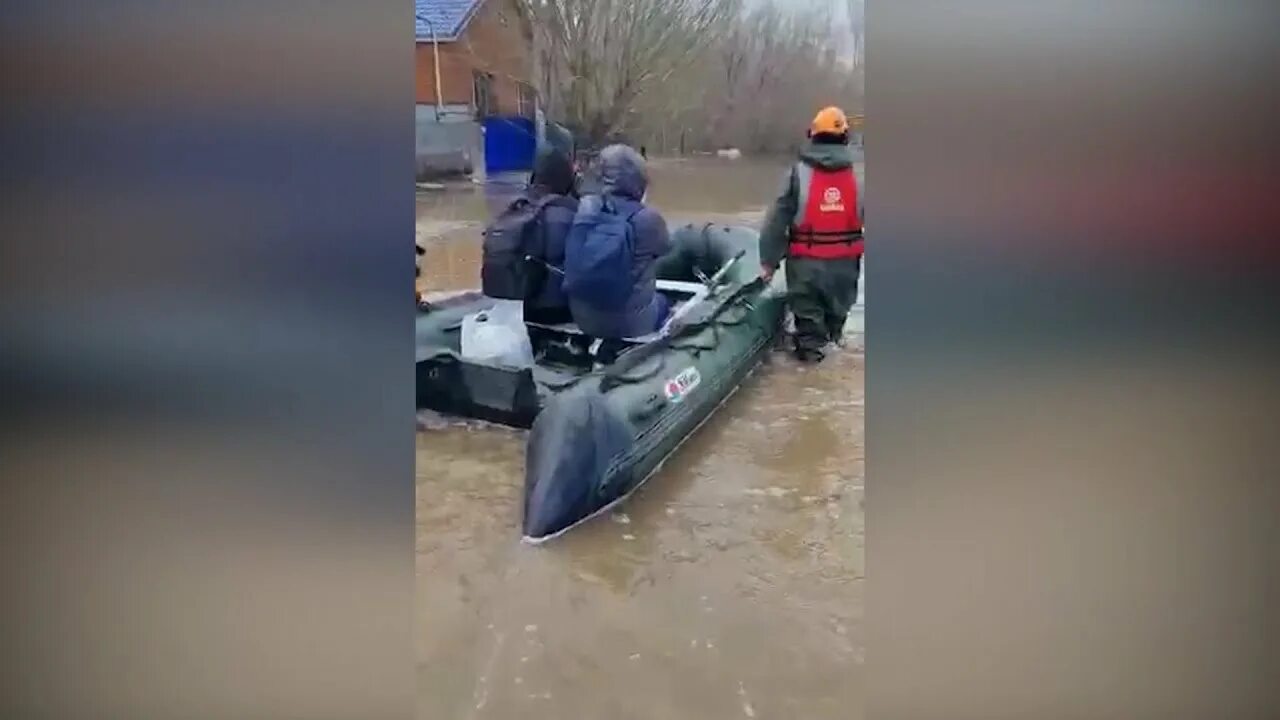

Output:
xmin=562 ymin=144 xmax=672 ymax=339
xmin=758 ymin=106 xmax=864 ymax=363
xmin=480 ymin=147 xmax=580 ymax=325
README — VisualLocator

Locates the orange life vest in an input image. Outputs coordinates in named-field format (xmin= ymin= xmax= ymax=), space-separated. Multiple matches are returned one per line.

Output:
xmin=789 ymin=164 xmax=863 ymax=260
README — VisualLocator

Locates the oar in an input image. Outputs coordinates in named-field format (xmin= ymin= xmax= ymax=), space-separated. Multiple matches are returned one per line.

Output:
xmin=694 ymin=249 xmax=747 ymax=292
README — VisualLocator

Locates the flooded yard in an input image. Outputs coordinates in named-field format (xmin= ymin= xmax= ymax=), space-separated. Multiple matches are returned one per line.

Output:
xmin=417 ymin=155 xmax=865 ymax=719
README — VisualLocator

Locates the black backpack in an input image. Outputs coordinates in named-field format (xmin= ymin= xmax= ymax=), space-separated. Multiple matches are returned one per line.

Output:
xmin=481 ymin=194 xmax=574 ymax=300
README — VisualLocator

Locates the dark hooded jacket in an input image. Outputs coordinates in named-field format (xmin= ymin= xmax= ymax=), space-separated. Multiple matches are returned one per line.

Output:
xmin=759 ymin=140 xmax=864 ymax=268
xmin=523 ymin=148 xmax=579 ymax=319
xmin=543 ymin=122 xmax=576 ymax=165
xmin=569 ymin=144 xmax=672 ymax=339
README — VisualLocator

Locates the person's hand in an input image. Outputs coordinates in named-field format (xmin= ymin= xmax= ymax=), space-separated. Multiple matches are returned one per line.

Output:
xmin=760 ymin=263 xmax=776 ymax=282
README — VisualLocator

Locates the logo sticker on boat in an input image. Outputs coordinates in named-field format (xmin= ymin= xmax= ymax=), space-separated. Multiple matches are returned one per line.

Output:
xmin=664 ymin=367 xmax=702 ymax=404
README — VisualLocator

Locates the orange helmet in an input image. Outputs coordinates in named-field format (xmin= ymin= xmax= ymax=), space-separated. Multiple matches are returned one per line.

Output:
xmin=809 ymin=106 xmax=849 ymax=136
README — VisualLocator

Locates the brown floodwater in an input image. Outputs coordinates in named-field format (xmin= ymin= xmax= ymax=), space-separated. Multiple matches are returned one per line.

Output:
xmin=417 ymin=156 xmax=865 ymax=719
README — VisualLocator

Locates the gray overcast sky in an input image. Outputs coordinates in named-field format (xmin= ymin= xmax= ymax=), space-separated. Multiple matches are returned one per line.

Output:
xmin=736 ymin=0 xmax=863 ymax=64
xmin=752 ymin=0 xmax=862 ymax=27
xmin=745 ymin=0 xmax=863 ymax=43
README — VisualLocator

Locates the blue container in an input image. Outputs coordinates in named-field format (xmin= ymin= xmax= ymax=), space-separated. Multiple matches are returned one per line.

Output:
xmin=482 ymin=116 xmax=536 ymax=175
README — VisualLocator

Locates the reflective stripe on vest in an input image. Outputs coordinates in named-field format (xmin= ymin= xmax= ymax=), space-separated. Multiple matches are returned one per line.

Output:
xmin=790 ymin=162 xmax=863 ymax=260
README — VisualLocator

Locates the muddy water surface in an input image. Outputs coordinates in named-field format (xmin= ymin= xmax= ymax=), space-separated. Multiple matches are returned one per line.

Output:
xmin=417 ymin=157 xmax=864 ymax=719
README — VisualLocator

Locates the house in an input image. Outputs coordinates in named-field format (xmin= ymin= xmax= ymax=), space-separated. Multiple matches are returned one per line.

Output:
xmin=415 ymin=0 xmax=540 ymax=180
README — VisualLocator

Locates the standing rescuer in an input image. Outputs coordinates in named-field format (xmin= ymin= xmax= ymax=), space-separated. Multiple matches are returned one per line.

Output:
xmin=759 ymin=106 xmax=864 ymax=363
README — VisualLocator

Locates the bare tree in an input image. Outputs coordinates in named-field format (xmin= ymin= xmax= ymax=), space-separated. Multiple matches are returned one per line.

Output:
xmin=847 ymin=0 xmax=864 ymax=70
xmin=708 ymin=0 xmax=856 ymax=153
xmin=519 ymin=0 xmax=862 ymax=155
xmin=520 ymin=0 xmax=741 ymax=146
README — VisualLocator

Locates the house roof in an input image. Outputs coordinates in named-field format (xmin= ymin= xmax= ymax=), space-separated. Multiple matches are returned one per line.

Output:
xmin=415 ymin=0 xmax=484 ymax=43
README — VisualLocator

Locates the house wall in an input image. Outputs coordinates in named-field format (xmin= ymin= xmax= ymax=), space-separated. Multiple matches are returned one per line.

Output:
xmin=415 ymin=0 xmax=536 ymax=179
xmin=415 ymin=104 xmax=482 ymax=180
xmin=415 ymin=0 xmax=534 ymax=116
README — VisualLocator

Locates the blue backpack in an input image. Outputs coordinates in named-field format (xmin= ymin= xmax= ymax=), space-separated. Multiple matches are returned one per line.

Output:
xmin=562 ymin=195 xmax=641 ymax=311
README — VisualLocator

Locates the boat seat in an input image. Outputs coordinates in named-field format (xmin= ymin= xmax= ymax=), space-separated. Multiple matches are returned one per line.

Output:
xmin=524 ymin=280 xmax=708 ymax=344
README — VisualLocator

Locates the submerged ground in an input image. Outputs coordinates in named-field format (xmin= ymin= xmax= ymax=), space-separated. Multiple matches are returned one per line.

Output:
xmin=416 ymin=156 xmax=865 ymax=719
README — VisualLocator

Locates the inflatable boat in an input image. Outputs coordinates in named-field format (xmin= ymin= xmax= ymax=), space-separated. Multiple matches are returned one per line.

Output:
xmin=415 ymin=223 xmax=786 ymax=542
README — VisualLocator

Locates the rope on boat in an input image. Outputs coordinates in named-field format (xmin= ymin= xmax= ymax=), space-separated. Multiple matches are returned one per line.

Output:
xmin=542 ymin=374 xmax=587 ymax=391
xmin=608 ymin=281 xmax=764 ymax=383
xmin=601 ymin=350 xmax=668 ymax=389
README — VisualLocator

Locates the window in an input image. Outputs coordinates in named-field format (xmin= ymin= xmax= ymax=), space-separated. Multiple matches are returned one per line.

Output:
xmin=472 ymin=71 xmax=493 ymax=118
xmin=517 ymin=83 xmax=537 ymax=119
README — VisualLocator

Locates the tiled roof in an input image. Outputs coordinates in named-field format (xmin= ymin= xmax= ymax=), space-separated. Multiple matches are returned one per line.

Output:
xmin=415 ymin=0 xmax=483 ymax=42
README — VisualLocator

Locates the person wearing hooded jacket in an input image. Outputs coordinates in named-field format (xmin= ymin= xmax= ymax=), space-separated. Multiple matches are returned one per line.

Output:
xmin=567 ymin=144 xmax=673 ymax=339
xmin=759 ymin=106 xmax=864 ymax=363
xmin=519 ymin=147 xmax=580 ymax=325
